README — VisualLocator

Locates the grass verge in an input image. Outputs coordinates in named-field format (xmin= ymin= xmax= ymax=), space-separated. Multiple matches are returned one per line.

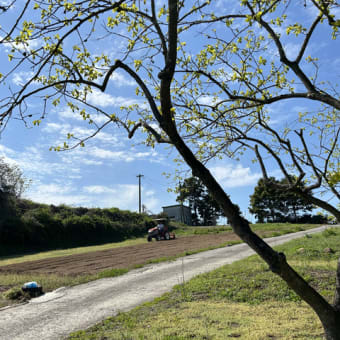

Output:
xmin=67 ymin=227 xmax=339 ymax=340
xmin=172 ymin=223 xmax=317 ymax=237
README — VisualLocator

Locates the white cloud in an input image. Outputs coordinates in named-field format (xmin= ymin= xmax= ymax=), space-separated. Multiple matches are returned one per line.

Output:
xmin=43 ymin=122 xmax=66 ymax=133
xmin=110 ymin=72 xmax=136 ymax=87
xmin=0 ymin=143 xmax=81 ymax=181
xmin=197 ymin=95 xmax=217 ymax=106
xmin=74 ymin=158 xmax=103 ymax=166
xmin=83 ymin=184 xmax=159 ymax=211
xmin=58 ymin=107 xmax=83 ymax=122
xmin=58 ymin=106 xmax=113 ymax=125
xmin=44 ymin=113 xmax=124 ymax=147
xmin=83 ymin=185 xmax=115 ymax=194
xmin=89 ymin=147 xmax=125 ymax=160
xmin=84 ymin=146 xmax=158 ymax=162
xmin=1 ymin=36 xmax=40 ymax=53
xmin=95 ymin=130 xmax=124 ymax=145
xmin=0 ymin=144 xmax=15 ymax=157
xmin=283 ymin=42 xmax=301 ymax=60
xmin=210 ymin=164 xmax=262 ymax=188
xmin=87 ymin=89 xmax=144 ymax=108
xmin=42 ymin=122 xmax=94 ymax=142
xmin=32 ymin=183 xmax=73 ymax=195
xmin=12 ymin=71 xmax=34 ymax=86
xmin=25 ymin=183 xmax=90 ymax=207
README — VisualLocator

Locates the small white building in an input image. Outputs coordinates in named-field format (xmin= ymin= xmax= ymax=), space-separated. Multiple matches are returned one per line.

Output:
xmin=162 ymin=204 xmax=192 ymax=225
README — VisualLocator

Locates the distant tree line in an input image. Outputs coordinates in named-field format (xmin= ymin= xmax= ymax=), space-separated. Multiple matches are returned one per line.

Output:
xmin=249 ymin=177 xmax=329 ymax=224
xmin=0 ymin=158 xmax=152 ymax=255
xmin=178 ymin=175 xmax=328 ymax=226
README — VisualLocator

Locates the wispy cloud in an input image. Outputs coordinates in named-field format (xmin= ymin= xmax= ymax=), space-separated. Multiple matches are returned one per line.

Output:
xmin=283 ymin=42 xmax=301 ymax=60
xmin=110 ymin=72 xmax=136 ymax=87
xmin=210 ymin=164 xmax=262 ymax=188
xmin=83 ymin=184 xmax=159 ymax=211
xmin=42 ymin=120 xmax=124 ymax=147
xmin=86 ymin=146 xmax=158 ymax=162
xmin=1 ymin=35 xmax=40 ymax=52
xmin=12 ymin=71 xmax=34 ymax=86
xmin=25 ymin=182 xmax=90 ymax=206
xmin=87 ymin=89 xmax=144 ymax=108
xmin=0 ymin=144 xmax=81 ymax=181
xmin=58 ymin=106 xmax=112 ymax=125
xmin=197 ymin=95 xmax=218 ymax=106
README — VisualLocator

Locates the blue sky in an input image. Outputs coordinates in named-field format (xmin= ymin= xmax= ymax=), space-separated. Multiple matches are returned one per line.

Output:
xmin=0 ymin=1 xmax=339 ymax=222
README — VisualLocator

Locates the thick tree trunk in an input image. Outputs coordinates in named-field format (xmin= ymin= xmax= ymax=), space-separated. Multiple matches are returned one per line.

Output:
xmin=334 ymin=258 xmax=340 ymax=312
xmin=329 ymin=258 xmax=340 ymax=339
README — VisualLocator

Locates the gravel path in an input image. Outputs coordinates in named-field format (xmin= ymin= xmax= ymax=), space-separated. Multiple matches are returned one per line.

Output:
xmin=0 ymin=225 xmax=332 ymax=340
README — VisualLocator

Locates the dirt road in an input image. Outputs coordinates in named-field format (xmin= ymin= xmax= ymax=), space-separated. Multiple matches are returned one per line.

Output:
xmin=0 ymin=226 xmax=331 ymax=340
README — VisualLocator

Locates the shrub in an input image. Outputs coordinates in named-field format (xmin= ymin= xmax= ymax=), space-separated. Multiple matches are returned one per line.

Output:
xmin=0 ymin=199 xmax=152 ymax=253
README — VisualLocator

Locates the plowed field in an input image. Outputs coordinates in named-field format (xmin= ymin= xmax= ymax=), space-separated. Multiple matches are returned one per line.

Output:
xmin=0 ymin=233 xmax=240 ymax=276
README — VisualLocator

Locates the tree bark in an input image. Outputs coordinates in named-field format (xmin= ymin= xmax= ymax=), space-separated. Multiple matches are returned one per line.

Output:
xmin=334 ymin=258 xmax=340 ymax=312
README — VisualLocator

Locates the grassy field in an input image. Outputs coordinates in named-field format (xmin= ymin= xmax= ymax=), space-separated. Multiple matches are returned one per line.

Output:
xmin=0 ymin=224 xmax=323 ymax=309
xmin=172 ymin=223 xmax=314 ymax=237
xmin=67 ymin=227 xmax=339 ymax=340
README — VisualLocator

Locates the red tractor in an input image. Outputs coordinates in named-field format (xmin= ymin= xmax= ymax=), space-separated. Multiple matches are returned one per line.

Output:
xmin=147 ymin=218 xmax=176 ymax=242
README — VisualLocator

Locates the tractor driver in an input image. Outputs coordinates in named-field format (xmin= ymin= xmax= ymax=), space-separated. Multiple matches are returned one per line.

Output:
xmin=157 ymin=221 xmax=165 ymax=232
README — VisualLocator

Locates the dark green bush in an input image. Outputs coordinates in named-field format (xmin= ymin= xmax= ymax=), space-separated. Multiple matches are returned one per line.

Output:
xmin=0 ymin=198 xmax=152 ymax=255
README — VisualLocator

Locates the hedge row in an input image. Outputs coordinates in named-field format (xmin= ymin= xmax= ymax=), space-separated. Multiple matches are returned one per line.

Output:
xmin=0 ymin=198 xmax=153 ymax=254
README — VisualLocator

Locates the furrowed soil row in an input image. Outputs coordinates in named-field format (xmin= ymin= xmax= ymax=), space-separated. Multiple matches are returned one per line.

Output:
xmin=0 ymin=233 xmax=241 ymax=276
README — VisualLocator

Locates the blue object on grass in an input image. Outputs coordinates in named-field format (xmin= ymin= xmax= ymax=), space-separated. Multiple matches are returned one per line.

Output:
xmin=23 ymin=281 xmax=39 ymax=289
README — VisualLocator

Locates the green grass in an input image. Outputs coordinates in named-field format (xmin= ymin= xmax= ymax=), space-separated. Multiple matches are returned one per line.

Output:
xmin=251 ymin=222 xmax=317 ymax=235
xmin=67 ymin=227 xmax=339 ymax=340
xmin=172 ymin=223 xmax=319 ymax=238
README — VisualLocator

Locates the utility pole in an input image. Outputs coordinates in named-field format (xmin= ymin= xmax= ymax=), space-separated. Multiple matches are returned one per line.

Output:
xmin=136 ymin=174 xmax=144 ymax=213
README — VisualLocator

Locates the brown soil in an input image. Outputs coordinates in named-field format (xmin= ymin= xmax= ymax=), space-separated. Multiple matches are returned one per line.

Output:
xmin=0 ymin=233 xmax=241 ymax=276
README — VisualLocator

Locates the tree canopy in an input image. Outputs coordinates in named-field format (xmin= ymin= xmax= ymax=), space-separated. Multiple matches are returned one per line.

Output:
xmin=176 ymin=177 xmax=224 ymax=225
xmin=0 ymin=157 xmax=27 ymax=200
xmin=249 ymin=177 xmax=315 ymax=223
xmin=0 ymin=1 xmax=340 ymax=338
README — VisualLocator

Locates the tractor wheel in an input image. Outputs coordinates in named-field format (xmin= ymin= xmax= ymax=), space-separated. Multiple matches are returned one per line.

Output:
xmin=156 ymin=235 xmax=161 ymax=241
xmin=164 ymin=232 xmax=170 ymax=240
xmin=147 ymin=236 xmax=152 ymax=242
